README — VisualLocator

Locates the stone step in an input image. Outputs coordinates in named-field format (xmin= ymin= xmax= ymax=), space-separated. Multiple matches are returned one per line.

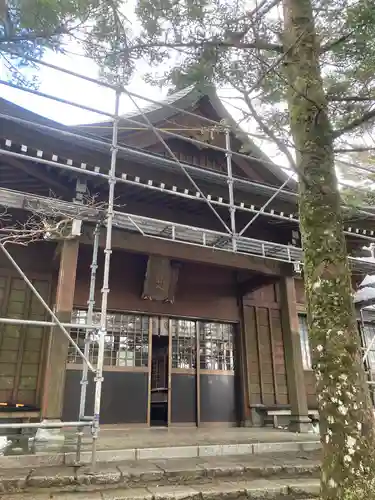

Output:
xmin=0 ymin=477 xmax=321 ymax=500
xmin=0 ymin=451 xmax=320 ymax=496
xmin=0 ymin=439 xmax=321 ymax=469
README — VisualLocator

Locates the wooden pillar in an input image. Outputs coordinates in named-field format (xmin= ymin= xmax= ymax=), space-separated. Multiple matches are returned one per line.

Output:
xmin=280 ymin=276 xmax=311 ymax=432
xmin=42 ymin=239 xmax=80 ymax=419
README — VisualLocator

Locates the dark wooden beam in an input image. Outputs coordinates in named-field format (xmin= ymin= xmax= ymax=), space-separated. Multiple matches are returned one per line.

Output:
xmin=238 ymin=274 xmax=280 ymax=296
xmin=2 ymin=157 xmax=72 ymax=197
xmin=80 ymin=226 xmax=287 ymax=276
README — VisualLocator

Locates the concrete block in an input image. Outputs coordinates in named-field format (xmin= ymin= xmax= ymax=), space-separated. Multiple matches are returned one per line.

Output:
xmin=153 ymin=459 xmax=204 ymax=481
xmin=201 ymin=460 xmax=245 ymax=478
xmin=253 ymin=441 xmax=300 ymax=454
xmin=137 ymin=446 xmax=197 ymax=460
xmin=118 ymin=462 xmax=164 ymax=483
xmin=76 ymin=466 xmax=122 ymax=486
xmin=195 ymin=481 xmax=242 ymax=499
xmin=147 ymin=485 xmax=200 ymax=500
xmin=51 ymin=492 xmax=102 ymax=500
xmin=198 ymin=445 xmax=222 ymax=457
xmin=27 ymin=466 xmax=76 ymax=488
xmin=65 ymin=448 xmax=136 ymax=465
xmin=0 ymin=470 xmax=28 ymax=493
xmin=299 ymin=441 xmax=321 ymax=453
xmin=0 ymin=453 xmax=64 ymax=469
xmin=244 ymin=479 xmax=288 ymax=497
xmin=102 ymin=487 xmax=153 ymax=500
xmin=222 ymin=443 xmax=253 ymax=456
xmin=281 ymin=479 xmax=320 ymax=496
xmin=1 ymin=494 xmax=50 ymax=500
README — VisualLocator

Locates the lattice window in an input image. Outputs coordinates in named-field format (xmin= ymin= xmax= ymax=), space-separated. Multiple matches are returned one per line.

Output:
xmin=68 ymin=310 xmax=149 ymax=367
xmin=171 ymin=319 xmax=196 ymax=369
xmin=199 ymin=322 xmax=235 ymax=371
xmin=360 ymin=322 xmax=375 ymax=370
xmin=298 ymin=314 xmax=312 ymax=370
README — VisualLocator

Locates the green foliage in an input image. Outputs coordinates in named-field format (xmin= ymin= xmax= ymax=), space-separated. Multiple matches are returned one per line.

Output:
xmin=105 ymin=0 xmax=375 ymax=167
xmin=0 ymin=0 xmax=132 ymax=86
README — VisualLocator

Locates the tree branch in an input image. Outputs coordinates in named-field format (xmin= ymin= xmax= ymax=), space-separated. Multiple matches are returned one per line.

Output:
xmin=327 ymin=95 xmax=375 ymax=103
xmin=0 ymin=27 xmax=68 ymax=44
xmin=242 ymin=92 xmax=297 ymax=170
xmin=333 ymin=108 xmax=375 ymax=138
xmin=320 ymin=31 xmax=354 ymax=53
xmin=116 ymin=38 xmax=283 ymax=56
xmin=334 ymin=146 xmax=375 ymax=153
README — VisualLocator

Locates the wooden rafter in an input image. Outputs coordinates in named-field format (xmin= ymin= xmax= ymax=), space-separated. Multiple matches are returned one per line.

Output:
xmin=1 ymin=156 xmax=72 ymax=198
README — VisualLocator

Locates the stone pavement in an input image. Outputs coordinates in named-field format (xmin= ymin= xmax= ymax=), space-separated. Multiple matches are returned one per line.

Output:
xmin=1 ymin=427 xmax=321 ymax=469
xmin=64 ymin=427 xmax=320 ymax=452
xmin=0 ymin=450 xmax=321 ymax=499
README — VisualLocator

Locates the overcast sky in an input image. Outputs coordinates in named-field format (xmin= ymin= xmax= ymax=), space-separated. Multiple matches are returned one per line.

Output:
xmin=0 ymin=48 xmax=170 ymax=125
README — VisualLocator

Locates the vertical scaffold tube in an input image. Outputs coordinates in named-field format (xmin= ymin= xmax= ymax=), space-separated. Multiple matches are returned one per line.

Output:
xmin=91 ymin=91 xmax=120 ymax=471
xmin=79 ymin=223 xmax=101 ymax=420
xmin=225 ymin=127 xmax=237 ymax=252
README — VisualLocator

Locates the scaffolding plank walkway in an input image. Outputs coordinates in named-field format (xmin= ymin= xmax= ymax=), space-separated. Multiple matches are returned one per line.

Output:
xmin=1 ymin=186 xmax=374 ymax=273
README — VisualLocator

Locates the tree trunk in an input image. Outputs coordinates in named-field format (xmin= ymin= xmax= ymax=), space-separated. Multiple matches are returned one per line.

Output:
xmin=282 ymin=0 xmax=375 ymax=498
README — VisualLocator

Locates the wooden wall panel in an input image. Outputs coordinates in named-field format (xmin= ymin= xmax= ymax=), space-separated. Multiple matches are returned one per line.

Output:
xmin=257 ymin=307 xmax=274 ymax=405
xmin=243 ymin=305 xmax=261 ymax=404
xmin=0 ymin=271 xmax=51 ymax=406
xmin=294 ymin=279 xmax=305 ymax=305
xmin=74 ymin=247 xmax=239 ymax=323
xmin=243 ymin=298 xmax=288 ymax=408
xmin=269 ymin=308 xmax=289 ymax=405
xmin=304 ymin=371 xmax=317 ymax=408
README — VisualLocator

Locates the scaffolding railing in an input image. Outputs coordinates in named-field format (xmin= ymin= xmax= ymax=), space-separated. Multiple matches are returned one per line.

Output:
xmin=0 ymin=53 xmax=375 ymax=470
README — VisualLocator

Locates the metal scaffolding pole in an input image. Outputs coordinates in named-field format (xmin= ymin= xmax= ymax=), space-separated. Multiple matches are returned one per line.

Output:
xmin=239 ymin=172 xmax=294 ymax=237
xmin=91 ymin=91 xmax=120 ymax=471
xmin=79 ymin=223 xmax=101 ymax=421
xmin=121 ymin=89 xmax=232 ymax=235
xmin=224 ymin=125 xmax=237 ymax=252
xmin=0 ymin=318 xmax=96 ymax=328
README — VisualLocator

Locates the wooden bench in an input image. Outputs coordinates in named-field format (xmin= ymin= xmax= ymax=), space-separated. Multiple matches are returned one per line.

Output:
xmin=250 ymin=404 xmax=319 ymax=428
xmin=0 ymin=404 xmax=40 ymax=436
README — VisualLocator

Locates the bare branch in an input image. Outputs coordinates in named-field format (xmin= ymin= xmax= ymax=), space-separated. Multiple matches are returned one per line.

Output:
xmin=328 ymin=95 xmax=375 ymax=103
xmin=114 ymin=38 xmax=283 ymax=57
xmin=0 ymin=192 xmax=125 ymax=246
xmin=320 ymin=31 xmax=354 ymax=53
xmin=334 ymin=146 xmax=375 ymax=153
xmin=242 ymin=92 xmax=297 ymax=170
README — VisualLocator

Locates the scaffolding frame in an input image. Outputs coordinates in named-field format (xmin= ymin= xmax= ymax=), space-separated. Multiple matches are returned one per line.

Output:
xmin=0 ymin=56 xmax=375 ymax=470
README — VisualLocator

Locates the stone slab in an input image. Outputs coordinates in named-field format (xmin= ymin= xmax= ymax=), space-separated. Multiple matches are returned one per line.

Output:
xmin=27 ymin=466 xmax=76 ymax=488
xmin=102 ymin=487 xmax=153 ymax=500
xmin=137 ymin=446 xmax=198 ymax=460
xmin=278 ymin=478 xmax=320 ymax=496
xmin=65 ymin=448 xmax=136 ymax=465
xmin=1 ymin=494 xmax=50 ymax=500
xmin=117 ymin=461 xmax=164 ymax=482
xmin=198 ymin=445 xmax=223 ymax=457
xmin=0 ymin=453 xmax=64 ymax=468
xmin=253 ymin=442 xmax=300 ymax=454
xmin=147 ymin=485 xmax=201 ymax=500
xmin=243 ymin=479 xmax=289 ymax=497
xmin=77 ymin=466 xmax=122 ymax=485
xmin=50 ymin=492 xmax=102 ymax=500
xmin=153 ymin=458 xmax=205 ymax=479
xmin=199 ymin=460 xmax=245 ymax=478
xmin=222 ymin=444 xmax=253 ymax=456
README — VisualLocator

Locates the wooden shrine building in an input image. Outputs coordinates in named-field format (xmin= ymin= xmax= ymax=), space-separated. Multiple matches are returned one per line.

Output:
xmin=1 ymin=85 xmax=375 ymax=431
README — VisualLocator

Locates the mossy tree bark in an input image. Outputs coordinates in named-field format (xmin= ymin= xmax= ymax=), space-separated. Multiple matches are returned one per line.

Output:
xmin=282 ymin=0 xmax=375 ymax=498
